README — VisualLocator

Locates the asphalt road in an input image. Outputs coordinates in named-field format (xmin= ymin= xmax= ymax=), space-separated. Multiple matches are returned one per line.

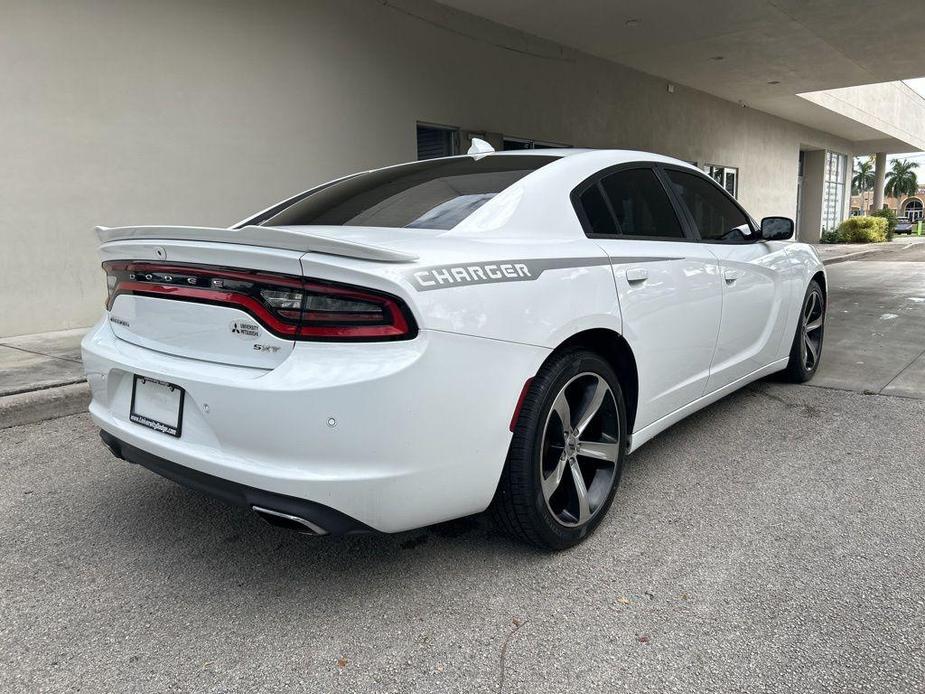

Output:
xmin=3 ymin=386 xmax=925 ymax=693
xmin=3 ymin=243 xmax=925 ymax=693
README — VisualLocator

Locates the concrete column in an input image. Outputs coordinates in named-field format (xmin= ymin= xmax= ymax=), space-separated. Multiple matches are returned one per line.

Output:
xmin=798 ymin=150 xmax=826 ymax=242
xmin=873 ymin=152 xmax=887 ymax=211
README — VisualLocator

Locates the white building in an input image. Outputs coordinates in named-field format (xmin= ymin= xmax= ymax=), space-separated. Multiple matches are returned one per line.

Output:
xmin=2 ymin=0 xmax=924 ymax=336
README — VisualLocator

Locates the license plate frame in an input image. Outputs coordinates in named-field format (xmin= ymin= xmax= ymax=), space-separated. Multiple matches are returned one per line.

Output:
xmin=129 ymin=375 xmax=185 ymax=438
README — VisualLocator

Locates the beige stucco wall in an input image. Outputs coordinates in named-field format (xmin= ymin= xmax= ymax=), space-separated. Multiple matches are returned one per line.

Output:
xmin=0 ymin=0 xmax=855 ymax=336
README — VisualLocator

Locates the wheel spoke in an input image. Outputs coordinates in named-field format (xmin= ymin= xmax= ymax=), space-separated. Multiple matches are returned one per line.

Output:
xmin=804 ymin=292 xmax=817 ymax=322
xmin=539 ymin=371 xmax=621 ymax=529
xmin=575 ymin=377 xmax=608 ymax=435
xmin=569 ymin=460 xmax=591 ymax=524
xmin=542 ymin=455 xmax=567 ymax=500
xmin=551 ymin=390 xmax=572 ymax=432
xmin=804 ymin=334 xmax=818 ymax=368
xmin=577 ymin=440 xmax=620 ymax=463
xmin=806 ymin=316 xmax=823 ymax=332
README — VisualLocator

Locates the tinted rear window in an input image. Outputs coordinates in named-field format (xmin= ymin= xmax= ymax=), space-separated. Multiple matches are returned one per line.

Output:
xmin=579 ymin=185 xmax=617 ymax=236
xmin=599 ymin=168 xmax=685 ymax=238
xmin=261 ymin=155 xmax=558 ymax=230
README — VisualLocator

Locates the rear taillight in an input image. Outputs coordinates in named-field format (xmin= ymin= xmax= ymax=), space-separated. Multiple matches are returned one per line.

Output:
xmin=103 ymin=261 xmax=416 ymax=341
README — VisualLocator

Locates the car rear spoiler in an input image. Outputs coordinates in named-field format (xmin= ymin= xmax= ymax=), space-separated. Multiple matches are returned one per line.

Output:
xmin=95 ymin=225 xmax=419 ymax=263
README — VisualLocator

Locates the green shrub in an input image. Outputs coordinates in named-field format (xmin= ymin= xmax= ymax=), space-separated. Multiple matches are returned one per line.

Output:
xmin=836 ymin=215 xmax=888 ymax=243
xmin=820 ymin=228 xmax=839 ymax=244
xmin=870 ymin=207 xmax=897 ymax=241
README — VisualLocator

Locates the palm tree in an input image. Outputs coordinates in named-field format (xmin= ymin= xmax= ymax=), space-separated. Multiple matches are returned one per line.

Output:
xmin=885 ymin=159 xmax=919 ymax=199
xmin=852 ymin=157 xmax=875 ymax=212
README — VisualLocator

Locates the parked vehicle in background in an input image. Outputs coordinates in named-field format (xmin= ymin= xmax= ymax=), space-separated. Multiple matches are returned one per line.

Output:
xmin=895 ymin=216 xmax=914 ymax=234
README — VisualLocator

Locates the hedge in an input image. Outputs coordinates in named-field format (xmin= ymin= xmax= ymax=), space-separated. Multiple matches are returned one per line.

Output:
xmin=870 ymin=208 xmax=897 ymax=241
xmin=836 ymin=215 xmax=888 ymax=243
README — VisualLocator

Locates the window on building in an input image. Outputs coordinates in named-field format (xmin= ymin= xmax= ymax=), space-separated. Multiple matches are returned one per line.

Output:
xmin=704 ymin=164 xmax=738 ymax=198
xmin=822 ymin=151 xmax=847 ymax=231
xmin=598 ymin=169 xmax=685 ymax=238
xmin=261 ymin=155 xmax=559 ymax=230
xmin=416 ymin=123 xmax=459 ymax=160
xmin=903 ymin=198 xmax=923 ymax=221
xmin=502 ymin=137 xmax=569 ymax=150
xmin=667 ymin=170 xmax=752 ymax=242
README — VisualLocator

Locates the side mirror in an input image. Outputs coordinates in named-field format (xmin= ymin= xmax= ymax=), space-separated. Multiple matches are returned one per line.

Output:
xmin=760 ymin=216 xmax=794 ymax=241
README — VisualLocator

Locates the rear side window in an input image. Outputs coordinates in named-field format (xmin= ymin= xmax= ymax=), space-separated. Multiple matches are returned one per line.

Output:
xmin=599 ymin=169 xmax=685 ymax=239
xmin=261 ymin=155 xmax=558 ymax=230
xmin=578 ymin=185 xmax=618 ymax=236
xmin=667 ymin=170 xmax=752 ymax=242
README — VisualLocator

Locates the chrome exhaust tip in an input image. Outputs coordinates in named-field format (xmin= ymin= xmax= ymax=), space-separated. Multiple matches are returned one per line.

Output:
xmin=251 ymin=505 xmax=328 ymax=535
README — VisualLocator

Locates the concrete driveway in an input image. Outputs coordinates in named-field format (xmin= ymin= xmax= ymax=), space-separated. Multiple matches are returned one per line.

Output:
xmin=2 ymin=242 xmax=924 ymax=693
xmin=813 ymin=238 xmax=925 ymax=398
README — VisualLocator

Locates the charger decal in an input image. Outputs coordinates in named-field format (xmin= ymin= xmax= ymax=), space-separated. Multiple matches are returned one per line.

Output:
xmin=405 ymin=257 xmax=676 ymax=291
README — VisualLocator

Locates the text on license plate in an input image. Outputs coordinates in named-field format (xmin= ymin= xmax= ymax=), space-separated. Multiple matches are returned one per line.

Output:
xmin=130 ymin=376 xmax=184 ymax=437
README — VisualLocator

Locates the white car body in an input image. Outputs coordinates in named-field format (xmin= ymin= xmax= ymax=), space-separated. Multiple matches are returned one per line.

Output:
xmin=81 ymin=149 xmax=825 ymax=535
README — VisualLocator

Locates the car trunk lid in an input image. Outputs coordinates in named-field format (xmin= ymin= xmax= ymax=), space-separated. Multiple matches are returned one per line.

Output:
xmin=97 ymin=227 xmax=419 ymax=369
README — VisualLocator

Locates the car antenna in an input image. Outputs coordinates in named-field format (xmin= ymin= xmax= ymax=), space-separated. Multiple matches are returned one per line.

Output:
xmin=467 ymin=137 xmax=495 ymax=158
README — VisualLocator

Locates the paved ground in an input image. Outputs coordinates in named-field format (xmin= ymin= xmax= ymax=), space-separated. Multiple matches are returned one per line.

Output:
xmin=0 ymin=329 xmax=86 ymax=397
xmin=2 ymin=384 xmax=923 ymax=693
xmin=0 ymin=330 xmax=90 ymax=430
xmin=2 ymin=239 xmax=925 ymax=693
xmin=813 ymin=238 xmax=925 ymax=398
xmin=813 ymin=235 xmax=922 ymax=265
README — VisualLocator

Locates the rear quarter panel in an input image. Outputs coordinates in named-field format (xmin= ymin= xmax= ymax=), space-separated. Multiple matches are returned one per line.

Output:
xmin=780 ymin=242 xmax=826 ymax=358
xmin=299 ymin=235 xmax=622 ymax=348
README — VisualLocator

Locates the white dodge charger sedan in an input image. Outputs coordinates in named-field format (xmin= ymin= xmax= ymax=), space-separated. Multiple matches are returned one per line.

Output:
xmin=82 ymin=144 xmax=826 ymax=549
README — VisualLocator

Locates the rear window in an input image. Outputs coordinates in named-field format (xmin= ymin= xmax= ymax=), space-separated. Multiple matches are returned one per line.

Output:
xmin=261 ymin=155 xmax=558 ymax=230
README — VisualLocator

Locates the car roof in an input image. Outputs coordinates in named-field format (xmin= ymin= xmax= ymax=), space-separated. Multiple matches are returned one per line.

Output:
xmin=480 ymin=148 xmax=592 ymax=157
xmin=439 ymin=148 xmax=697 ymax=167
xmin=430 ymin=149 xmax=707 ymax=237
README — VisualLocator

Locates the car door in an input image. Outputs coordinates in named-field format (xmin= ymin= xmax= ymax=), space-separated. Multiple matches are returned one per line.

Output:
xmin=663 ymin=167 xmax=791 ymax=393
xmin=572 ymin=164 xmax=723 ymax=431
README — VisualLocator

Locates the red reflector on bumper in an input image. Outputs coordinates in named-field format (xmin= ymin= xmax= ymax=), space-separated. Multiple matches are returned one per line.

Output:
xmin=509 ymin=378 xmax=534 ymax=432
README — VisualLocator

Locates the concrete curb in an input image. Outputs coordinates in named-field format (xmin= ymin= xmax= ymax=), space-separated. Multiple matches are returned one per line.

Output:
xmin=821 ymin=247 xmax=885 ymax=265
xmin=0 ymin=382 xmax=90 ymax=429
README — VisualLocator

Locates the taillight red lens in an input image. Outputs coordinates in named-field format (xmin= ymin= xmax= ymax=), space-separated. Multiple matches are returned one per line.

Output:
xmin=297 ymin=282 xmax=411 ymax=339
xmin=105 ymin=272 xmax=118 ymax=304
xmin=102 ymin=261 xmax=416 ymax=341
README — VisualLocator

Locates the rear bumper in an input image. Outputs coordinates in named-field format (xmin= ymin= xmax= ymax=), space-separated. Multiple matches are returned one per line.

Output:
xmin=100 ymin=430 xmax=372 ymax=534
xmin=81 ymin=317 xmax=549 ymax=533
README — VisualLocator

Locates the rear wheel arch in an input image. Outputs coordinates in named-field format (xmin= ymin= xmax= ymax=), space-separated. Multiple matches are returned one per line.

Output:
xmin=493 ymin=345 xmax=628 ymax=548
xmin=781 ymin=276 xmax=825 ymax=383
xmin=811 ymin=270 xmax=827 ymax=300
xmin=549 ymin=329 xmax=639 ymax=435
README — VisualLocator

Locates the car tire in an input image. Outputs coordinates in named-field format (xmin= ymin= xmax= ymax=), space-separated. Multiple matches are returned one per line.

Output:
xmin=491 ymin=348 xmax=627 ymax=550
xmin=782 ymin=279 xmax=826 ymax=383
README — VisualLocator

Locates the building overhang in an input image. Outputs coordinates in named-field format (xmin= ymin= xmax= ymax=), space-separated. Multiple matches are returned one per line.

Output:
xmin=796 ymin=82 xmax=925 ymax=153
xmin=436 ymin=0 xmax=925 ymax=153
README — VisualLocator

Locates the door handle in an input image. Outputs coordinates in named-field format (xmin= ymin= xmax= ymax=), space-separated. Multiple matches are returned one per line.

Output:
xmin=626 ymin=268 xmax=648 ymax=284
xmin=723 ymin=269 xmax=743 ymax=283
